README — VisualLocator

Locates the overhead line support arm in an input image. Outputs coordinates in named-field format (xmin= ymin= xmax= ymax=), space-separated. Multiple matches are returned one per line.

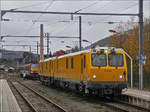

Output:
xmin=1 ymin=10 xmax=138 ymax=16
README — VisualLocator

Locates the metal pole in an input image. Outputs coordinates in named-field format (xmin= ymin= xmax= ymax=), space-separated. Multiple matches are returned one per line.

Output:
xmin=2 ymin=45 xmax=3 ymax=59
xmin=36 ymin=41 xmax=39 ymax=62
xmin=79 ymin=16 xmax=82 ymax=51
xmin=131 ymin=59 xmax=133 ymax=88
xmin=29 ymin=45 xmax=31 ymax=63
xmin=47 ymin=33 xmax=50 ymax=55
xmin=139 ymin=0 xmax=144 ymax=90
xmin=0 ymin=0 xmax=3 ymax=59
xmin=37 ymin=41 xmax=39 ymax=55
xmin=123 ymin=49 xmax=133 ymax=88
xmin=0 ymin=1 xmax=1 ymax=42
xmin=40 ymin=24 xmax=44 ymax=61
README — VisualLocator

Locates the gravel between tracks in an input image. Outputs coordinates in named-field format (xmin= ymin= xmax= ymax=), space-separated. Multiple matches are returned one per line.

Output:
xmin=5 ymin=74 xmax=145 ymax=112
xmin=20 ymin=79 xmax=111 ymax=112
xmin=12 ymin=81 xmax=65 ymax=112
xmin=8 ymin=81 xmax=35 ymax=112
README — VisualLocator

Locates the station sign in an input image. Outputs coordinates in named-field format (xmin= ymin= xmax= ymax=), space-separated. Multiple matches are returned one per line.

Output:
xmin=137 ymin=55 xmax=146 ymax=65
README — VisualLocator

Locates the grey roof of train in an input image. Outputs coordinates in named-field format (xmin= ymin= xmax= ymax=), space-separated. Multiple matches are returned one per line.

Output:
xmin=40 ymin=47 xmax=124 ymax=62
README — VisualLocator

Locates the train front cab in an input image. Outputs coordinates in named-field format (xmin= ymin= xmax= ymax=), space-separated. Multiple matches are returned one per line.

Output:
xmin=29 ymin=63 xmax=39 ymax=79
xmin=86 ymin=48 xmax=128 ymax=96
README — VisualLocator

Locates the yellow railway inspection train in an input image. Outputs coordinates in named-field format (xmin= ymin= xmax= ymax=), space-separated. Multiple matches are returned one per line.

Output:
xmin=39 ymin=47 xmax=128 ymax=96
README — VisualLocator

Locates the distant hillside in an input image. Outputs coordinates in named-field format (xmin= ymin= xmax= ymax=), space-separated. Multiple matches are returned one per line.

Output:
xmin=0 ymin=49 xmax=39 ymax=67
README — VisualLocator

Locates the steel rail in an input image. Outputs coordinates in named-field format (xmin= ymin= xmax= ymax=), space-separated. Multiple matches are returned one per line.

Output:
xmin=16 ymin=79 xmax=136 ymax=112
xmin=16 ymin=80 xmax=68 ymax=112
xmin=16 ymin=79 xmax=127 ymax=112
xmin=99 ymin=97 xmax=150 ymax=112
xmin=9 ymin=80 xmax=38 ymax=112
xmin=11 ymin=78 xmax=148 ymax=112
xmin=115 ymin=99 xmax=150 ymax=112
xmin=100 ymin=101 xmax=129 ymax=112
xmin=16 ymin=79 xmax=146 ymax=112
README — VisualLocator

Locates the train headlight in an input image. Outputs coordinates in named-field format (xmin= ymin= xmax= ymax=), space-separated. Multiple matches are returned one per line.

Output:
xmin=93 ymin=74 xmax=96 ymax=79
xmin=119 ymin=75 xmax=123 ymax=79
xmin=105 ymin=50 xmax=108 ymax=53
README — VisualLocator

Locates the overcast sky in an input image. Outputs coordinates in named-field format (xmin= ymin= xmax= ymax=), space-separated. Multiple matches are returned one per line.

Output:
xmin=0 ymin=0 xmax=150 ymax=54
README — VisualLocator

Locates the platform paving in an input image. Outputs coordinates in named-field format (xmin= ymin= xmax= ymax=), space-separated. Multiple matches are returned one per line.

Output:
xmin=0 ymin=79 xmax=22 ymax=112
xmin=122 ymin=88 xmax=150 ymax=109
xmin=122 ymin=88 xmax=150 ymax=101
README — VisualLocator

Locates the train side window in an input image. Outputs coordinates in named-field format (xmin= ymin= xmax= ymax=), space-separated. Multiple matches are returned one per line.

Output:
xmin=66 ymin=58 xmax=68 ymax=69
xmin=84 ymin=55 xmax=86 ymax=68
xmin=71 ymin=57 xmax=74 ymax=69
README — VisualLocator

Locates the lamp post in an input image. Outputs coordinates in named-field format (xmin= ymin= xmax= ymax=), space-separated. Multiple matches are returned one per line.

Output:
xmin=65 ymin=45 xmax=72 ymax=49
xmin=61 ymin=41 xmax=72 ymax=48
xmin=79 ymin=16 xmax=82 ymax=51
xmin=65 ymin=45 xmax=72 ymax=53
xmin=82 ymin=39 xmax=92 ymax=48
xmin=109 ymin=29 xmax=122 ymax=48
xmin=82 ymin=39 xmax=92 ymax=44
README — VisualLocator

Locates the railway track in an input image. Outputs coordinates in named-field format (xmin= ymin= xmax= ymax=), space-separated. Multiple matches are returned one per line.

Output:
xmin=9 ymin=79 xmax=68 ymax=112
xmin=100 ymin=100 xmax=149 ymax=112
xmin=8 ymin=80 xmax=35 ymax=112
xmin=17 ymin=79 xmax=149 ymax=112
xmin=7 ymin=75 xmax=150 ymax=112
xmin=115 ymin=99 xmax=150 ymax=112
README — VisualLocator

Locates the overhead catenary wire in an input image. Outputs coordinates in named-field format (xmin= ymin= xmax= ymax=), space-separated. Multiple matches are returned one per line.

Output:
xmin=74 ymin=2 xmax=98 ymax=13
xmin=1 ymin=1 xmax=139 ymax=50
xmin=85 ymin=1 xmax=113 ymax=13
xmin=2 ymin=1 xmax=139 ymax=36
xmin=1 ymin=0 xmax=147 ymax=52
xmin=99 ymin=2 xmax=138 ymax=22
xmin=25 ymin=0 xmax=54 ymax=35
xmin=8 ymin=2 xmax=48 ymax=11
xmin=51 ymin=1 xmax=139 ymax=37
xmin=52 ymin=2 xmax=98 ymax=35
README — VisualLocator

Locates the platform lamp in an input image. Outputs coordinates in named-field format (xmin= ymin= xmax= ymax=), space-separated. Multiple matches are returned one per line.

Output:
xmin=109 ymin=29 xmax=122 ymax=48
xmin=65 ymin=45 xmax=72 ymax=49
xmin=82 ymin=39 xmax=92 ymax=49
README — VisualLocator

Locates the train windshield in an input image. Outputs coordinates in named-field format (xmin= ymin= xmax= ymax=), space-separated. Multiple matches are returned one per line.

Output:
xmin=108 ymin=54 xmax=123 ymax=66
xmin=92 ymin=54 xmax=106 ymax=66
xmin=31 ymin=64 xmax=38 ymax=68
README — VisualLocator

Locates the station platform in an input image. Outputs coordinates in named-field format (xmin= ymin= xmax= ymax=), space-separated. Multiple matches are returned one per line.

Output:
xmin=0 ymin=79 xmax=22 ymax=112
xmin=122 ymin=88 xmax=150 ymax=109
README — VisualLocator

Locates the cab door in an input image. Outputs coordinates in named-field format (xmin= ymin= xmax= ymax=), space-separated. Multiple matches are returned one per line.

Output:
xmin=81 ymin=55 xmax=86 ymax=81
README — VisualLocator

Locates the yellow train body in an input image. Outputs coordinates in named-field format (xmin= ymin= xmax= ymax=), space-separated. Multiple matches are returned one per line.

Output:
xmin=39 ymin=47 xmax=127 ymax=96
